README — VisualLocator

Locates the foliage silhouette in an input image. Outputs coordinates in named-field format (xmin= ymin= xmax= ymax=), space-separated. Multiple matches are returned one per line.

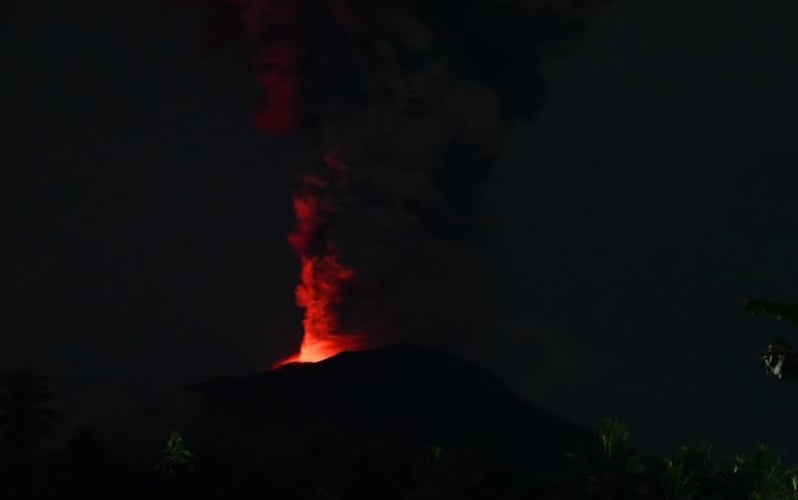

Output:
xmin=718 ymin=443 xmax=798 ymax=500
xmin=2 ymin=353 xmax=798 ymax=499
xmin=53 ymin=426 xmax=108 ymax=500
xmin=156 ymin=431 xmax=196 ymax=477
xmin=744 ymin=300 xmax=798 ymax=328
xmin=660 ymin=442 xmax=720 ymax=499
xmin=0 ymin=368 xmax=62 ymax=500
xmin=0 ymin=368 xmax=61 ymax=459
xmin=564 ymin=418 xmax=648 ymax=499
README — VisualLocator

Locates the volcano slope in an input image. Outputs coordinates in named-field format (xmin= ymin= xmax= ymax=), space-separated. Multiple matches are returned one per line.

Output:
xmin=126 ymin=345 xmax=592 ymax=497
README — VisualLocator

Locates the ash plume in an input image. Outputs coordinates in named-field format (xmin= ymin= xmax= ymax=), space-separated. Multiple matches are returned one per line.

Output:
xmin=166 ymin=0 xmax=610 ymax=364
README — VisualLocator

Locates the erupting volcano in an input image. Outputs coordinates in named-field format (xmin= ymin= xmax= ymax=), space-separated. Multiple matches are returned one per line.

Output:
xmin=172 ymin=0 xmax=609 ymax=369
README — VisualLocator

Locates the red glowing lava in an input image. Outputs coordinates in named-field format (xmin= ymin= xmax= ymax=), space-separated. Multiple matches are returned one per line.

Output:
xmin=273 ymin=154 xmax=364 ymax=368
xmin=181 ymin=0 xmax=369 ymax=368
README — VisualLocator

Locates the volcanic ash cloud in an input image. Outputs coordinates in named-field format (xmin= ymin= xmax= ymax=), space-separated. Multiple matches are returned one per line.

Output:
xmin=175 ymin=0 xmax=610 ymax=365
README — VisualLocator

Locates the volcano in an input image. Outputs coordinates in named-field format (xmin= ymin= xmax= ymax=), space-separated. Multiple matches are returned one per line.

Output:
xmin=128 ymin=345 xmax=592 ymax=476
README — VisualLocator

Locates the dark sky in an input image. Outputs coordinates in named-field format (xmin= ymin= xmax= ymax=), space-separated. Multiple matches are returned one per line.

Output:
xmin=5 ymin=0 xmax=798 ymax=457
xmin=488 ymin=0 xmax=798 ymax=456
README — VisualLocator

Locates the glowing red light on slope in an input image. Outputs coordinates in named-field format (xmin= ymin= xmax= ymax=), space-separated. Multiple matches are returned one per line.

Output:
xmin=273 ymin=251 xmax=363 ymax=369
xmin=273 ymin=310 xmax=363 ymax=367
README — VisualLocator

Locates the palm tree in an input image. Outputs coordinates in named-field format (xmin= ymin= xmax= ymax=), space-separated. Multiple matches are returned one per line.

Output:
xmin=660 ymin=442 xmax=720 ymax=500
xmin=719 ymin=443 xmax=798 ymax=500
xmin=0 ymin=368 xmax=62 ymax=460
xmin=564 ymin=418 xmax=648 ymax=499
xmin=155 ymin=431 xmax=196 ymax=478
xmin=0 ymin=369 xmax=62 ymax=500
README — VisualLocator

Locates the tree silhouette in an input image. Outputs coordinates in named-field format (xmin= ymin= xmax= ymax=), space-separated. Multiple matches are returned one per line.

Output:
xmin=0 ymin=368 xmax=61 ymax=500
xmin=660 ymin=442 xmax=721 ymax=500
xmin=156 ymin=431 xmax=196 ymax=477
xmin=719 ymin=443 xmax=798 ymax=499
xmin=565 ymin=418 xmax=648 ymax=499
xmin=0 ymin=368 xmax=62 ymax=460
xmin=56 ymin=426 xmax=108 ymax=500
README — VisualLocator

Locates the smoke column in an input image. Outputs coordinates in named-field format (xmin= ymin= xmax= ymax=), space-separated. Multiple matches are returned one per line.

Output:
xmin=168 ymin=0 xmax=609 ymax=367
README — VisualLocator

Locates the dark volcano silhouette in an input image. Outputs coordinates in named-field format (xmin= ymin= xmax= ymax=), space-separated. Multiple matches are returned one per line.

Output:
xmin=129 ymin=344 xmax=591 ymax=476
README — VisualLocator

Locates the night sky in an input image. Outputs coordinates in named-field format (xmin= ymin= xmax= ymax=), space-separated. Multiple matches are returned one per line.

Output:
xmin=5 ymin=0 xmax=798 ymax=458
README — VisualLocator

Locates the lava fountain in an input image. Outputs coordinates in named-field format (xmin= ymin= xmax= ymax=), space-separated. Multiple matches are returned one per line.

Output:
xmin=274 ymin=153 xmax=365 ymax=367
xmin=226 ymin=0 xmax=369 ymax=367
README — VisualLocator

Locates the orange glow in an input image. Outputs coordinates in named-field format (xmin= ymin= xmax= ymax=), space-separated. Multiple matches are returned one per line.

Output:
xmin=194 ymin=1 xmax=371 ymax=369
xmin=274 ymin=154 xmax=364 ymax=369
